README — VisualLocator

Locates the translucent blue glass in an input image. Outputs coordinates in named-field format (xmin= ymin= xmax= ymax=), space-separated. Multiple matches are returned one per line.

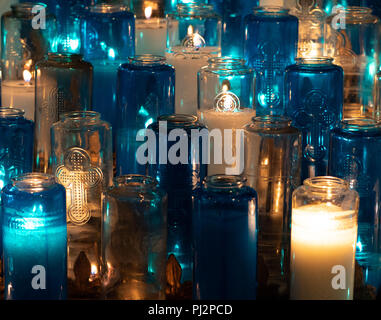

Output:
xmin=193 ymin=175 xmax=257 ymax=300
xmin=285 ymin=58 xmax=343 ymax=182
xmin=165 ymin=0 xmax=208 ymax=13
xmin=0 ymin=108 xmax=34 ymax=191
xmin=116 ymin=55 xmax=175 ymax=176
xmin=329 ymin=119 xmax=381 ymax=293
xmin=207 ymin=0 xmax=258 ymax=58
xmin=148 ymin=115 xmax=207 ymax=285
xmin=324 ymin=0 xmax=381 ymax=18
xmin=1 ymin=173 xmax=67 ymax=300
xmin=102 ymin=175 xmax=168 ymax=300
xmin=81 ymin=4 xmax=135 ymax=142
xmin=244 ymin=7 xmax=298 ymax=116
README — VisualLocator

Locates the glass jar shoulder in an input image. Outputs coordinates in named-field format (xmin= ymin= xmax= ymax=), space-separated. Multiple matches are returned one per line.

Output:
xmin=244 ymin=124 xmax=300 ymax=137
xmin=52 ymin=119 xmax=111 ymax=132
xmin=0 ymin=117 xmax=33 ymax=128
xmin=84 ymin=9 xmax=134 ymax=21
xmin=120 ymin=63 xmax=175 ymax=74
xmin=244 ymin=12 xmax=298 ymax=24
xmin=331 ymin=126 xmax=381 ymax=140
xmin=195 ymin=186 xmax=257 ymax=203
xmin=285 ymin=63 xmax=343 ymax=75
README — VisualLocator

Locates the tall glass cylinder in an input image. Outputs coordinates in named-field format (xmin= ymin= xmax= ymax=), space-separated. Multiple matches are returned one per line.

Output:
xmin=1 ymin=173 xmax=67 ymax=300
xmin=102 ymin=175 xmax=167 ymax=300
xmin=1 ymin=3 xmax=56 ymax=120
xmin=148 ymin=115 xmax=207 ymax=289
xmin=325 ymin=6 xmax=380 ymax=118
xmin=34 ymin=53 xmax=93 ymax=174
xmin=166 ymin=3 xmax=221 ymax=115
xmin=51 ymin=111 xmax=113 ymax=299
xmin=285 ymin=58 xmax=343 ymax=181
xmin=0 ymin=107 xmax=34 ymax=190
xmin=244 ymin=115 xmax=301 ymax=297
xmin=329 ymin=118 xmax=381 ymax=293
xmin=291 ymin=176 xmax=359 ymax=300
xmin=116 ymin=55 xmax=175 ymax=176
xmin=134 ymin=0 xmax=167 ymax=56
xmin=197 ymin=57 xmax=255 ymax=176
xmin=207 ymin=0 xmax=259 ymax=58
xmin=81 ymin=4 xmax=135 ymax=142
xmin=193 ymin=175 xmax=257 ymax=299
xmin=244 ymin=6 xmax=298 ymax=116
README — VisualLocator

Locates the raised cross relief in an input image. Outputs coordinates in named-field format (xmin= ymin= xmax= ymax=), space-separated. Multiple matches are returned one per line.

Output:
xmin=56 ymin=147 xmax=103 ymax=226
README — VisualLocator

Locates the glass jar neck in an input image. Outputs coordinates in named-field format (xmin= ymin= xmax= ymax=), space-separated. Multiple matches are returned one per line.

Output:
xmin=295 ymin=57 xmax=333 ymax=66
xmin=339 ymin=118 xmax=381 ymax=132
xmin=61 ymin=111 xmax=100 ymax=122
xmin=203 ymin=175 xmax=246 ymax=192
xmin=114 ymin=175 xmax=158 ymax=190
xmin=207 ymin=57 xmax=248 ymax=71
xmin=12 ymin=173 xmax=56 ymax=193
xmin=89 ymin=4 xmax=128 ymax=14
xmin=176 ymin=3 xmax=215 ymax=16
xmin=158 ymin=114 xmax=198 ymax=128
xmin=253 ymin=6 xmax=290 ymax=16
xmin=48 ymin=53 xmax=83 ymax=63
xmin=11 ymin=3 xmax=47 ymax=17
xmin=303 ymin=176 xmax=349 ymax=195
xmin=251 ymin=116 xmax=292 ymax=130
xmin=336 ymin=6 xmax=372 ymax=17
xmin=0 ymin=107 xmax=25 ymax=119
xmin=128 ymin=55 xmax=166 ymax=67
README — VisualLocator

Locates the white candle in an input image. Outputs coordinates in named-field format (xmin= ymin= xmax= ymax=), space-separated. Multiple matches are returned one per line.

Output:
xmin=1 ymin=79 xmax=35 ymax=121
xmin=135 ymin=18 xmax=167 ymax=56
xmin=198 ymin=108 xmax=255 ymax=176
xmin=290 ymin=203 xmax=357 ymax=300
xmin=166 ymin=46 xmax=220 ymax=115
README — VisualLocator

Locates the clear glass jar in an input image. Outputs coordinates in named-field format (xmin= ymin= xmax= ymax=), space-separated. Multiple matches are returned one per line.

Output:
xmin=0 ymin=107 xmax=34 ymax=191
xmin=193 ymin=175 xmax=257 ymax=299
xmin=325 ymin=6 xmax=380 ymax=118
xmin=34 ymin=53 xmax=93 ymax=174
xmin=291 ymin=176 xmax=359 ymax=300
xmin=285 ymin=58 xmax=344 ymax=181
xmin=166 ymin=3 xmax=221 ymax=115
xmin=1 ymin=173 xmax=67 ymax=300
xmin=197 ymin=57 xmax=255 ymax=176
xmin=81 ymin=4 xmax=135 ymax=142
xmin=102 ymin=175 xmax=168 ymax=300
xmin=148 ymin=114 xmax=207 ymax=291
xmin=51 ymin=111 xmax=113 ymax=299
xmin=329 ymin=118 xmax=381 ymax=294
xmin=244 ymin=115 xmax=301 ymax=298
xmin=243 ymin=6 xmax=299 ymax=116
xmin=1 ymin=3 xmax=56 ymax=120
xmin=116 ymin=55 xmax=175 ymax=176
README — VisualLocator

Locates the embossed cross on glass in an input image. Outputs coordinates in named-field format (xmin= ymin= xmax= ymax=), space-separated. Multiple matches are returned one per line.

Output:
xmin=52 ymin=111 xmax=113 ymax=299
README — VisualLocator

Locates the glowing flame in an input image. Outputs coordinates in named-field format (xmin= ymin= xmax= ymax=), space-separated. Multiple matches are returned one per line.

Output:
xmin=187 ymin=25 xmax=193 ymax=35
xmin=145 ymin=6 xmax=152 ymax=19
xmin=222 ymin=84 xmax=229 ymax=92
xmin=23 ymin=70 xmax=32 ymax=83
xmin=91 ymin=264 xmax=98 ymax=275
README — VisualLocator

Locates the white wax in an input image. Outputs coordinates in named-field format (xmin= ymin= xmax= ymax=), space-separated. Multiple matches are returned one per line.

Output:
xmin=135 ymin=18 xmax=167 ymax=56
xmin=198 ymin=108 xmax=255 ymax=176
xmin=166 ymin=46 xmax=220 ymax=115
xmin=1 ymin=80 xmax=35 ymax=121
xmin=290 ymin=203 xmax=357 ymax=300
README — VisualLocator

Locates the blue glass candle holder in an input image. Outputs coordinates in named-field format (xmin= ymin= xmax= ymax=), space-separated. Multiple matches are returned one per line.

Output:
xmin=81 ymin=3 xmax=135 ymax=141
xmin=244 ymin=6 xmax=298 ymax=116
xmin=148 ymin=114 xmax=207 ymax=285
xmin=285 ymin=58 xmax=343 ymax=181
xmin=116 ymin=55 xmax=175 ymax=176
xmin=208 ymin=0 xmax=258 ymax=58
xmin=0 ymin=107 xmax=34 ymax=191
xmin=1 ymin=173 xmax=67 ymax=300
xmin=193 ymin=175 xmax=257 ymax=300
xmin=329 ymin=118 xmax=381 ymax=293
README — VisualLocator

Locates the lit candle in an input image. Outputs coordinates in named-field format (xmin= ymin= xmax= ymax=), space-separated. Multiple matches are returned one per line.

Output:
xmin=1 ymin=70 xmax=35 ymax=121
xmin=290 ymin=203 xmax=358 ymax=300
xmin=135 ymin=5 xmax=167 ymax=56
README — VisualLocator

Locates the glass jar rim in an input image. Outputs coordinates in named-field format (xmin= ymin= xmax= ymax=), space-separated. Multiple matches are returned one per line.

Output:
xmin=335 ymin=6 xmax=372 ymax=15
xmin=48 ymin=52 xmax=83 ymax=61
xmin=11 ymin=2 xmax=47 ymax=12
xmin=295 ymin=57 xmax=333 ymax=65
xmin=253 ymin=6 xmax=290 ymax=15
xmin=204 ymin=175 xmax=246 ymax=190
xmin=303 ymin=176 xmax=349 ymax=193
xmin=89 ymin=3 xmax=129 ymax=14
xmin=157 ymin=114 xmax=198 ymax=126
xmin=251 ymin=115 xmax=292 ymax=128
xmin=0 ymin=107 xmax=25 ymax=118
xmin=12 ymin=173 xmax=56 ymax=193
xmin=340 ymin=118 xmax=381 ymax=131
xmin=176 ymin=3 xmax=216 ymax=16
xmin=60 ymin=111 xmax=100 ymax=121
xmin=127 ymin=55 xmax=166 ymax=66
xmin=206 ymin=57 xmax=250 ymax=71
xmin=114 ymin=175 xmax=159 ymax=189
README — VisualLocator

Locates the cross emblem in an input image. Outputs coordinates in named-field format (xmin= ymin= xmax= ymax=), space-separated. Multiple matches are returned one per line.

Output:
xmin=56 ymin=147 xmax=103 ymax=226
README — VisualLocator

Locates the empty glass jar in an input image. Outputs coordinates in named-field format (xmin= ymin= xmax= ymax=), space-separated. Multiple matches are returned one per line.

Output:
xmin=51 ymin=111 xmax=113 ymax=299
xmin=34 ymin=53 xmax=93 ymax=173
xmin=102 ymin=175 xmax=168 ymax=300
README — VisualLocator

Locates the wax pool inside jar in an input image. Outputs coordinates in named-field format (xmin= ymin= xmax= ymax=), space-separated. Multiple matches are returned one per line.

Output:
xmin=290 ymin=203 xmax=357 ymax=300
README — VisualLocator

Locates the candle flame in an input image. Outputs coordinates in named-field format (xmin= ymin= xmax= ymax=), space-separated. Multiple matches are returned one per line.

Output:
xmin=23 ymin=70 xmax=32 ymax=83
xmin=187 ymin=25 xmax=193 ymax=36
xmin=91 ymin=264 xmax=98 ymax=275
xmin=145 ymin=6 xmax=152 ymax=19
